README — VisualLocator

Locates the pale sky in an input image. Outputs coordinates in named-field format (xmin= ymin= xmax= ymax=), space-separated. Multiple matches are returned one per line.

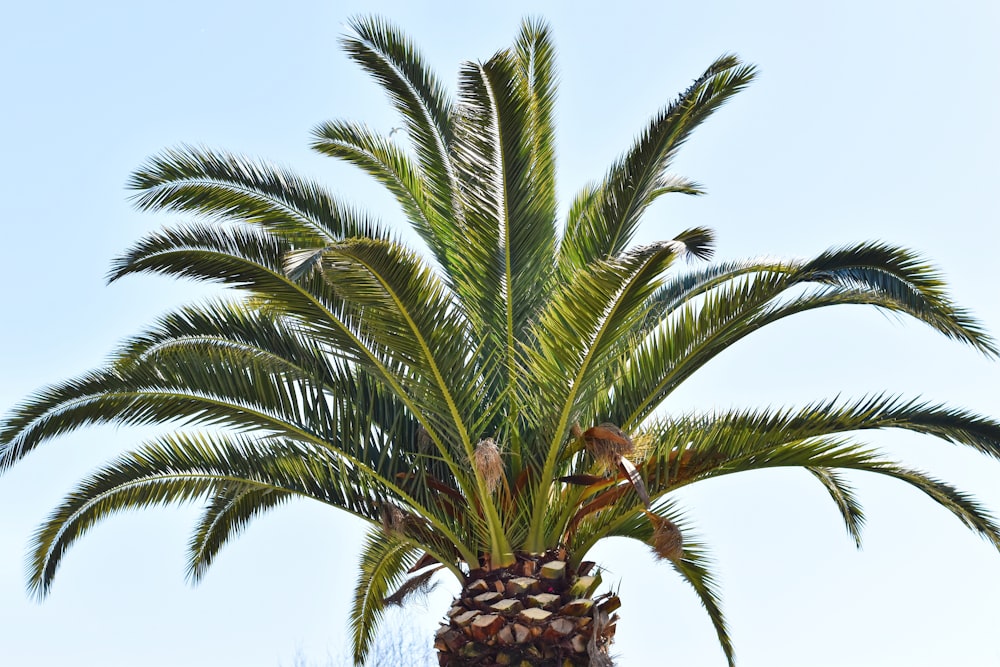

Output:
xmin=2 ymin=1 xmax=999 ymax=666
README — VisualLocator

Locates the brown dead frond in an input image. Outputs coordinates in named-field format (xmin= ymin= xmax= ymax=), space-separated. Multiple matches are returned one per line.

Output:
xmin=383 ymin=567 xmax=442 ymax=607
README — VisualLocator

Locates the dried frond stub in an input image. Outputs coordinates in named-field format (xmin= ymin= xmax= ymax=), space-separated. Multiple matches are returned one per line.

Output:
xmin=648 ymin=512 xmax=684 ymax=562
xmin=583 ymin=422 xmax=634 ymax=468
xmin=472 ymin=438 xmax=503 ymax=493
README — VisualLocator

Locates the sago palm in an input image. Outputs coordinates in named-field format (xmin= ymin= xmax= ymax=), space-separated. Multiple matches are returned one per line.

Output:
xmin=3 ymin=16 xmax=999 ymax=667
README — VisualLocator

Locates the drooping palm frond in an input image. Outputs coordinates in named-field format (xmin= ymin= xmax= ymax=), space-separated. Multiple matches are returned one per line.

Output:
xmin=602 ymin=243 xmax=997 ymax=429
xmin=671 ymin=542 xmax=733 ymax=667
xmin=799 ymin=242 xmax=996 ymax=353
xmin=25 ymin=436 xmax=363 ymax=597
xmin=862 ymin=463 xmax=1000 ymax=550
xmin=350 ymin=528 xmax=422 ymax=665
xmin=808 ymin=467 xmax=866 ymax=548
xmin=639 ymin=398 xmax=1000 ymax=491
xmin=602 ymin=503 xmax=734 ymax=667
xmin=187 ymin=484 xmax=294 ymax=583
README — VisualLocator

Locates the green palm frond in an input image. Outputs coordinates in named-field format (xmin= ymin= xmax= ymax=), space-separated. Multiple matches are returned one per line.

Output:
xmin=350 ymin=528 xmax=421 ymax=666
xmin=2 ymin=338 xmax=472 ymax=550
xmin=523 ymin=233 xmax=714 ymax=541
xmin=106 ymin=223 xmax=473 ymax=468
xmin=512 ymin=17 xmax=557 ymax=236
xmin=863 ymin=463 xmax=1000 ymax=550
xmin=603 ymin=504 xmax=733 ymax=667
xmin=570 ymin=436 xmax=882 ymax=560
xmin=607 ymin=243 xmax=996 ymax=428
xmin=107 ymin=223 xmax=346 ymax=332
xmin=528 ymin=231 xmax=714 ymax=434
xmin=318 ymin=239 xmax=481 ymax=448
xmin=451 ymin=50 xmax=558 ymax=327
xmin=800 ymin=242 xmax=997 ymax=354
xmin=808 ymin=467 xmax=866 ymax=548
xmin=315 ymin=238 xmax=511 ymax=552
xmin=641 ymin=398 xmax=1000 ymax=492
xmin=310 ymin=120 xmax=445 ymax=262
xmin=27 ymin=432 xmax=470 ymax=599
xmin=0 ymin=366 xmax=301 ymax=467
xmin=672 ymin=541 xmax=733 ymax=667
xmin=25 ymin=435 xmax=344 ymax=598
xmin=448 ymin=45 xmax=560 ymax=470
xmin=187 ymin=485 xmax=293 ymax=583
xmin=112 ymin=299 xmax=344 ymax=379
xmin=128 ymin=145 xmax=383 ymax=244
xmin=559 ymin=55 xmax=754 ymax=272
xmin=341 ymin=16 xmax=458 ymax=228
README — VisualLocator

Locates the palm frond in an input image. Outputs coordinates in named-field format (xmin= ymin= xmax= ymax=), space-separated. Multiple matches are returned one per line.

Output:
xmin=808 ymin=467 xmax=865 ymax=548
xmin=599 ymin=505 xmax=734 ymax=667
xmin=641 ymin=398 xmax=1000 ymax=493
xmin=523 ymin=233 xmax=713 ymax=542
xmin=671 ymin=542 xmax=734 ymax=667
xmin=449 ymin=47 xmax=559 ymax=470
xmin=310 ymin=120 xmax=447 ymax=262
xmin=1 ymin=338 xmax=474 ymax=553
xmin=319 ymin=237 xmax=511 ymax=561
xmin=350 ymin=528 xmax=421 ymax=666
xmin=187 ymin=485 xmax=293 ymax=583
xmin=513 ymin=17 xmax=558 ymax=238
xmin=341 ymin=16 xmax=459 ymax=230
xmin=607 ymin=242 xmax=996 ymax=428
xmin=128 ymin=145 xmax=383 ymax=244
xmin=107 ymin=224 xmax=351 ymax=337
xmin=25 ymin=432 xmax=471 ymax=599
xmin=864 ymin=463 xmax=1000 ymax=550
xmin=559 ymin=55 xmax=754 ymax=271
xmin=105 ymin=223 xmax=479 ymax=477
xmin=801 ymin=242 xmax=997 ymax=355
xmin=320 ymin=238 xmax=480 ymax=446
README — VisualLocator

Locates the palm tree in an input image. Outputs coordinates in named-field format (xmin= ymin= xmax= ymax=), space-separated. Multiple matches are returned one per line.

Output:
xmin=3 ymin=16 xmax=1000 ymax=667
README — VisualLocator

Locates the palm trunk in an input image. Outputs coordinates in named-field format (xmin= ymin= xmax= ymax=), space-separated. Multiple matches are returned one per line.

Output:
xmin=434 ymin=550 xmax=619 ymax=667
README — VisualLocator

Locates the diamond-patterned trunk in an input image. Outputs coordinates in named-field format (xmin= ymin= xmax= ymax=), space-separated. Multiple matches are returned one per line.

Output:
xmin=435 ymin=550 xmax=619 ymax=667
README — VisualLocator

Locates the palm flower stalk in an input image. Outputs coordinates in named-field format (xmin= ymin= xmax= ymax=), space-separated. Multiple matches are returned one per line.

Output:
xmin=3 ymin=15 xmax=1000 ymax=667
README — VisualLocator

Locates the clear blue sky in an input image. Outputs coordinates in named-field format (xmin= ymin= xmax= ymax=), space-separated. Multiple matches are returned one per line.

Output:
xmin=2 ymin=1 xmax=999 ymax=665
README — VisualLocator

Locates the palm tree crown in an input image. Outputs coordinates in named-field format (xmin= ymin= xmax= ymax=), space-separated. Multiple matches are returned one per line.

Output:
xmin=3 ymin=16 xmax=999 ymax=667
